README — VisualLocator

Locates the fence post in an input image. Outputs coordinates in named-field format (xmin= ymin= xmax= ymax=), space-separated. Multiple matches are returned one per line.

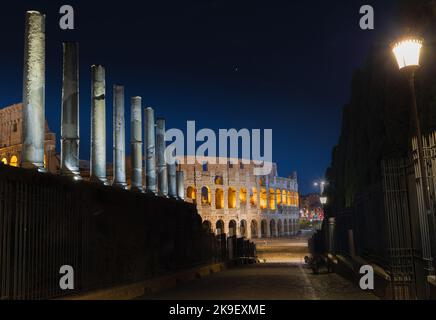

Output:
xmin=328 ymin=217 xmax=336 ymax=255
xmin=348 ymin=229 xmax=356 ymax=258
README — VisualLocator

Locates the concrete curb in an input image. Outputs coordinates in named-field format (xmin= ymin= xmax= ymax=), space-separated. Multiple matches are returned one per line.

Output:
xmin=60 ymin=258 xmax=256 ymax=300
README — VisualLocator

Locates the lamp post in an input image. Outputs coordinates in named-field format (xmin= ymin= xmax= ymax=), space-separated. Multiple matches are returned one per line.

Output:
xmin=392 ymin=36 xmax=436 ymax=279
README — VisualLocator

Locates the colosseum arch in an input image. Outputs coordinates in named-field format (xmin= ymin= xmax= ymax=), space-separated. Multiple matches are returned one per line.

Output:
xmin=282 ymin=190 xmax=287 ymax=206
xmin=270 ymin=219 xmax=277 ymax=237
xmin=228 ymin=220 xmax=237 ymax=237
xmin=215 ymin=188 xmax=224 ymax=209
xmin=1 ymin=157 xmax=7 ymax=165
xmin=214 ymin=175 xmax=223 ymax=185
xmin=261 ymin=219 xmax=268 ymax=238
xmin=269 ymin=188 xmax=276 ymax=210
xmin=240 ymin=220 xmax=247 ymax=237
xmin=228 ymin=187 xmax=237 ymax=209
xmin=201 ymin=186 xmax=211 ymax=206
xmin=251 ymin=220 xmax=259 ymax=238
xmin=202 ymin=220 xmax=212 ymax=233
xmin=239 ymin=188 xmax=247 ymax=207
xmin=277 ymin=220 xmax=283 ymax=237
xmin=10 ymin=155 xmax=18 ymax=167
xmin=260 ymin=188 xmax=267 ymax=210
xmin=276 ymin=189 xmax=282 ymax=205
xmin=216 ymin=220 xmax=225 ymax=235
xmin=284 ymin=220 xmax=289 ymax=236
xmin=186 ymin=186 xmax=197 ymax=204
xmin=250 ymin=187 xmax=258 ymax=207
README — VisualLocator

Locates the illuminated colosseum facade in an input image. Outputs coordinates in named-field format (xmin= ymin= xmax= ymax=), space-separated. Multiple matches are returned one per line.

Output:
xmin=0 ymin=103 xmax=58 ymax=173
xmin=179 ymin=156 xmax=300 ymax=239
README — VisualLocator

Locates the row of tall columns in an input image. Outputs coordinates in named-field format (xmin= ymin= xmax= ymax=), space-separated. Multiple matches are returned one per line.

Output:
xmin=22 ymin=11 xmax=184 ymax=199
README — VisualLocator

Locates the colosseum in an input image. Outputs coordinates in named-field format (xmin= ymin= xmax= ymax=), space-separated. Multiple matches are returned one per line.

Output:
xmin=179 ymin=156 xmax=300 ymax=239
xmin=0 ymin=103 xmax=300 ymax=240
xmin=0 ymin=103 xmax=58 ymax=173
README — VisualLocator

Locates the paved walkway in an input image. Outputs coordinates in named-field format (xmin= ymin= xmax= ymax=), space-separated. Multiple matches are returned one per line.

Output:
xmin=141 ymin=238 xmax=377 ymax=300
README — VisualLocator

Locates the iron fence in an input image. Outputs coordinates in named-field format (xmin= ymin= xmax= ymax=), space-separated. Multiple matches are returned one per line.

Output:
xmin=0 ymin=165 xmax=256 ymax=299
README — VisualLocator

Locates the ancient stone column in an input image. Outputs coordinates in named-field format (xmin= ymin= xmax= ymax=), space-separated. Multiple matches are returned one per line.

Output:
xmin=167 ymin=163 xmax=177 ymax=197
xmin=130 ymin=96 xmax=143 ymax=192
xmin=90 ymin=65 xmax=107 ymax=184
xmin=176 ymin=170 xmax=185 ymax=200
xmin=156 ymin=118 xmax=168 ymax=196
xmin=22 ymin=11 xmax=46 ymax=171
xmin=60 ymin=42 xmax=80 ymax=178
xmin=112 ymin=85 xmax=127 ymax=188
xmin=166 ymin=138 xmax=177 ymax=197
xmin=144 ymin=107 xmax=157 ymax=193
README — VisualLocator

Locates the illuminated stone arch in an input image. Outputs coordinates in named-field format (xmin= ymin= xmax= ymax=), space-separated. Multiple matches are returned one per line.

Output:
xmin=201 ymin=186 xmax=211 ymax=206
xmin=260 ymin=188 xmax=267 ymax=210
xmin=240 ymin=220 xmax=247 ymax=237
xmin=228 ymin=187 xmax=237 ymax=209
xmin=284 ymin=220 xmax=289 ymax=235
xmin=215 ymin=188 xmax=224 ymax=209
xmin=186 ymin=186 xmax=197 ymax=204
xmin=277 ymin=220 xmax=283 ymax=237
xmin=239 ymin=187 xmax=247 ymax=206
xmin=269 ymin=188 xmax=276 ymax=210
xmin=282 ymin=190 xmax=287 ymax=206
xmin=216 ymin=219 xmax=225 ymax=235
xmin=214 ymin=175 xmax=223 ymax=185
xmin=276 ymin=189 xmax=282 ymax=205
xmin=287 ymin=191 xmax=292 ymax=206
xmin=228 ymin=220 xmax=237 ymax=237
xmin=251 ymin=220 xmax=259 ymax=239
xmin=270 ymin=219 xmax=277 ymax=237
xmin=261 ymin=219 xmax=268 ymax=238
xmin=292 ymin=219 xmax=296 ymax=234
xmin=1 ymin=157 xmax=7 ymax=165
xmin=250 ymin=187 xmax=258 ymax=207
xmin=202 ymin=220 xmax=212 ymax=233
xmin=10 ymin=155 xmax=18 ymax=167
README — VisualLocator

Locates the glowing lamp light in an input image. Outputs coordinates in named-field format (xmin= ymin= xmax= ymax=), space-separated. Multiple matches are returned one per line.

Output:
xmin=392 ymin=37 xmax=423 ymax=70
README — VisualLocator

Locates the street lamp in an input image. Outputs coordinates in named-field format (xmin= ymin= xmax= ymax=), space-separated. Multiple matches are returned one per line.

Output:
xmin=313 ymin=180 xmax=326 ymax=195
xmin=392 ymin=35 xmax=436 ymax=278
xmin=392 ymin=36 xmax=428 ymax=206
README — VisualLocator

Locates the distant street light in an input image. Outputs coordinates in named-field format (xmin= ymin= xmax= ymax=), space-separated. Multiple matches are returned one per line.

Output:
xmin=392 ymin=35 xmax=436 ymax=277
xmin=313 ymin=180 xmax=326 ymax=195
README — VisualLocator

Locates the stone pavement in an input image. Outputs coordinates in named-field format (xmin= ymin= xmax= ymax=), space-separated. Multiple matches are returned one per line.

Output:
xmin=141 ymin=238 xmax=377 ymax=300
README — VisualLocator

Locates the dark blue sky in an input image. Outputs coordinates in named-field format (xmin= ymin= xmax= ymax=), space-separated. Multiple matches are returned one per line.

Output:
xmin=0 ymin=0 xmax=397 ymax=193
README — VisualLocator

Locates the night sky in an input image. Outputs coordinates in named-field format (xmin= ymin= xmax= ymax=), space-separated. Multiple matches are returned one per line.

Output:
xmin=0 ymin=0 xmax=398 ymax=194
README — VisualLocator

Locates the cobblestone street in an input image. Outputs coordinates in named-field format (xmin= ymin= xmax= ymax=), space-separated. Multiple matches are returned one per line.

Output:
xmin=142 ymin=238 xmax=378 ymax=300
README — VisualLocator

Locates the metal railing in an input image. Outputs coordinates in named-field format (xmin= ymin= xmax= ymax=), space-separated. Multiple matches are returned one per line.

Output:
xmin=0 ymin=165 xmax=256 ymax=300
